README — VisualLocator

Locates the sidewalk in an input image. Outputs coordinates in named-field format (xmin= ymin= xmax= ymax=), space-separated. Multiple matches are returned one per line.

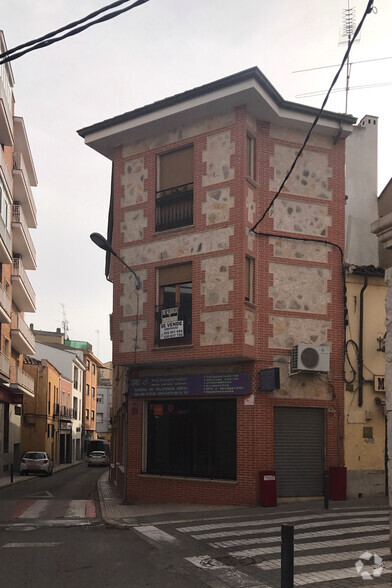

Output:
xmin=0 ymin=460 xmax=83 ymax=489
xmin=97 ymin=470 xmax=390 ymax=528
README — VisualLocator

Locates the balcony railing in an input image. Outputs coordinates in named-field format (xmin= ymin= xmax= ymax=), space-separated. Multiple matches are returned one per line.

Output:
xmin=12 ymin=257 xmax=36 ymax=312
xmin=0 ymin=351 xmax=9 ymax=380
xmin=12 ymin=204 xmax=37 ymax=269
xmin=11 ymin=312 xmax=35 ymax=354
xmin=9 ymin=366 xmax=34 ymax=397
xmin=60 ymin=406 xmax=73 ymax=419
xmin=155 ymin=302 xmax=192 ymax=346
xmin=156 ymin=183 xmax=193 ymax=232
xmin=13 ymin=152 xmax=37 ymax=228
xmin=0 ymin=281 xmax=11 ymax=322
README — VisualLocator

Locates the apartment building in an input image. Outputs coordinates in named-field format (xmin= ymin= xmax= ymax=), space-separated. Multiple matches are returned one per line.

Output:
xmin=96 ymin=363 xmax=112 ymax=444
xmin=79 ymin=67 xmax=357 ymax=505
xmin=0 ymin=31 xmax=36 ymax=475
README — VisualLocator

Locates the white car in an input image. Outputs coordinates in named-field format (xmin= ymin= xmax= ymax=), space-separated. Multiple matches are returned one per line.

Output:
xmin=20 ymin=451 xmax=53 ymax=476
xmin=87 ymin=451 xmax=109 ymax=467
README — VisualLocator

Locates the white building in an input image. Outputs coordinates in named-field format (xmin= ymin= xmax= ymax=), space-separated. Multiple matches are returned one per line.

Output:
xmin=32 ymin=342 xmax=85 ymax=461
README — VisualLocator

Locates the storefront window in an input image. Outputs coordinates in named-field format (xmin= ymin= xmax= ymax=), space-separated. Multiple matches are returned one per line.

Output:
xmin=146 ymin=399 xmax=236 ymax=480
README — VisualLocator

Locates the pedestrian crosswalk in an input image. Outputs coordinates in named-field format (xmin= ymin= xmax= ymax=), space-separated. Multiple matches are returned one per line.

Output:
xmin=135 ymin=507 xmax=392 ymax=587
xmin=1 ymin=498 xmax=97 ymax=525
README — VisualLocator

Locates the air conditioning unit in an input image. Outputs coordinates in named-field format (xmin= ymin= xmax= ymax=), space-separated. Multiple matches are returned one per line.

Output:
xmin=290 ymin=344 xmax=330 ymax=375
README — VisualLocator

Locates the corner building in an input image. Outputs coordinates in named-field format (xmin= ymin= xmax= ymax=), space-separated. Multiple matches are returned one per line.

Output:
xmin=79 ymin=68 xmax=356 ymax=505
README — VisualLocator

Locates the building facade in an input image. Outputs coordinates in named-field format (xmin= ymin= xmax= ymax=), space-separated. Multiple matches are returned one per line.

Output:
xmin=96 ymin=363 xmax=112 ymax=444
xmin=22 ymin=358 xmax=60 ymax=464
xmin=80 ymin=67 xmax=357 ymax=505
xmin=0 ymin=31 xmax=37 ymax=475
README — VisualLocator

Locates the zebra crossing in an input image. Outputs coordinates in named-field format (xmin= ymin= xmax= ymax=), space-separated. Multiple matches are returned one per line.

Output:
xmin=0 ymin=498 xmax=97 ymax=528
xmin=136 ymin=507 xmax=392 ymax=587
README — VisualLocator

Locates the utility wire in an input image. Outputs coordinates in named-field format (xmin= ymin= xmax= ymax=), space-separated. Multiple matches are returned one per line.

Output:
xmin=0 ymin=0 xmax=149 ymax=66
xmin=250 ymin=0 xmax=375 ymax=234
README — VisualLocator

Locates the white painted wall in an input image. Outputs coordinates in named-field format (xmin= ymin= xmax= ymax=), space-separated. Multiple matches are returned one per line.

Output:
xmin=345 ymin=115 xmax=379 ymax=267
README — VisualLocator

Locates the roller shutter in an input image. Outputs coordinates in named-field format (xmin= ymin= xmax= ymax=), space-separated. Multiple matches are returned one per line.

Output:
xmin=274 ymin=407 xmax=325 ymax=497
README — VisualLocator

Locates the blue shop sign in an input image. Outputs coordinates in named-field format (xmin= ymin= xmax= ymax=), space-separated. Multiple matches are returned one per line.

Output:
xmin=129 ymin=373 xmax=249 ymax=398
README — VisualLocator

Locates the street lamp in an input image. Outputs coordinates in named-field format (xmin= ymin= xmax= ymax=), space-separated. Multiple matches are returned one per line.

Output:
xmin=90 ymin=232 xmax=141 ymax=290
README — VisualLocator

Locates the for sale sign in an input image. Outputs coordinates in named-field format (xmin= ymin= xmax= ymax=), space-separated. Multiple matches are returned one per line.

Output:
xmin=160 ymin=320 xmax=184 ymax=339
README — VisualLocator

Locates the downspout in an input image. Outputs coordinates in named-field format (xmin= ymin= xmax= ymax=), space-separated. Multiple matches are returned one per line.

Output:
xmin=358 ymin=275 xmax=368 ymax=407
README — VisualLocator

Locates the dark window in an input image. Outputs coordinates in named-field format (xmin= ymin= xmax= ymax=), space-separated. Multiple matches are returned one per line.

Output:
xmin=156 ymin=146 xmax=194 ymax=231
xmin=155 ymin=264 xmax=192 ymax=346
xmin=146 ymin=399 xmax=236 ymax=480
xmin=246 ymin=134 xmax=255 ymax=179
xmin=92 ymin=387 xmax=95 ymax=398
xmin=245 ymin=256 xmax=254 ymax=303
xmin=86 ymin=384 xmax=89 ymax=396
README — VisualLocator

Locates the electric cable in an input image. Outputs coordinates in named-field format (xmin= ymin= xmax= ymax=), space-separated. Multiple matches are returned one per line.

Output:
xmin=250 ymin=0 xmax=374 ymax=234
xmin=0 ymin=0 xmax=149 ymax=66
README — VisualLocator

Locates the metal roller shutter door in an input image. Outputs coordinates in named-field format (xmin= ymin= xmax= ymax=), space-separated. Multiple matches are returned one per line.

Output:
xmin=274 ymin=407 xmax=325 ymax=497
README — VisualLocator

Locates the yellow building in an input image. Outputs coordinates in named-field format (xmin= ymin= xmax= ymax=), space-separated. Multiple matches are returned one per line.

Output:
xmin=345 ymin=266 xmax=387 ymax=497
xmin=22 ymin=358 xmax=60 ymax=464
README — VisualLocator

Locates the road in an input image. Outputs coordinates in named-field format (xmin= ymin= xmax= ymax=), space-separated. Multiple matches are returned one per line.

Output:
xmin=0 ymin=464 xmax=208 ymax=588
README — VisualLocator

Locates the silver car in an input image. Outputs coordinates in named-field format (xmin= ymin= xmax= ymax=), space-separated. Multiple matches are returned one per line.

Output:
xmin=87 ymin=451 xmax=109 ymax=467
xmin=20 ymin=451 xmax=53 ymax=476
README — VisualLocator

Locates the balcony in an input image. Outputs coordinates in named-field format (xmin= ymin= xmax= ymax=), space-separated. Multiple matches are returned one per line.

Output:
xmin=0 ymin=351 xmax=10 ymax=383
xmin=9 ymin=365 xmax=34 ymax=398
xmin=156 ymin=183 xmax=193 ymax=232
xmin=11 ymin=258 xmax=36 ymax=312
xmin=13 ymin=152 xmax=37 ymax=228
xmin=0 ymin=281 xmax=11 ymax=323
xmin=0 ymin=60 xmax=13 ymax=146
xmin=0 ymin=212 xmax=12 ymax=265
xmin=0 ymin=145 xmax=13 ymax=194
xmin=155 ymin=303 xmax=192 ymax=346
xmin=11 ymin=312 xmax=35 ymax=355
xmin=60 ymin=406 xmax=73 ymax=421
xmin=12 ymin=204 xmax=37 ymax=269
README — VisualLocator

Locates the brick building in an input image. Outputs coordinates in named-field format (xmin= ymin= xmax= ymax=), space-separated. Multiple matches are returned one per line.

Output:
xmin=79 ymin=67 xmax=356 ymax=505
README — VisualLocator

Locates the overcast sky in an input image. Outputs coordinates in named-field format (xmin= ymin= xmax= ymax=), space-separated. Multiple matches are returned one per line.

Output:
xmin=2 ymin=0 xmax=391 ymax=363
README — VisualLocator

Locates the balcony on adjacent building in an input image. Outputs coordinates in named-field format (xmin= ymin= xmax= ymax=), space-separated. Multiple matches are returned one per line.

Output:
xmin=12 ymin=204 xmax=37 ymax=270
xmin=11 ymin=312 xmax=35 ymax=355
xmin=155 ymin=183 xmax=193 ymax=232
xmin=0 ymin=211 xmax=12 ymax=265
xmin=9 ymin=365 xmax=34 ymax=398
xmin=0 ymin=351 xmax=10 ymax=383
xmin=11 ymin=258 xmax=36 ymax=312
xmin=13 ymin=152 xmax=37 ymax=228
xmin=60 ymin=406 xmax=73 ymax=421
xmin=0 ymin=281 xmax=11 ymax=323
xmin=0 ymin=58 xmax=14 ymax=146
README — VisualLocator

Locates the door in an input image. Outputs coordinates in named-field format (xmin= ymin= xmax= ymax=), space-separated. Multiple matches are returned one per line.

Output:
xmin=274 ymin=407 xmax=325 ymax=497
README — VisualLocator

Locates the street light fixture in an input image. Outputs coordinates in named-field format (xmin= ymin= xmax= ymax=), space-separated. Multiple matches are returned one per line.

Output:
xmin=90 ymin=232 xmax=141 ymax=290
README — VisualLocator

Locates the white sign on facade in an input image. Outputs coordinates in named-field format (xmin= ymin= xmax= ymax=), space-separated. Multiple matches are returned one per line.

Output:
xmin=160 ymin=320 xmax=184 ymax=340
xmin=161 ymin=307 xmax=179 ymax=323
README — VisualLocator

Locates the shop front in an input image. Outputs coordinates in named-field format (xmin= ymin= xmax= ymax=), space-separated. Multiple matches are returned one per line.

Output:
xmin=126 ymin=371 xmax=255 ymax=505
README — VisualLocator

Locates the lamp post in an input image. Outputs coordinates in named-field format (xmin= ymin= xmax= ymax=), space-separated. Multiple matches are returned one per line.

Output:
xmin=90 ymin=232 xmax=141 ymax=290
xmin=90 ymin=232 xmax=141 ymax=502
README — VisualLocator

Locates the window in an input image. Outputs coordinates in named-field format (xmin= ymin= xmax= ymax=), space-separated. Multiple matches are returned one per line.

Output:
xmin=86 ymin=384 xmax=90 ymax=396
xmin=85 ymin=409 xmax=89 ymax=420
xmin=146 ymin=399 xmax=236 ymax=480
xmin=92 ymin=387 xmax=95 ymax=398
xmin=73 ymin=367 xmax=78 ymax=389
xmin=47 ymin=424 xmax=50 ymax=438
xmin=86 ymin=359 xmax=90 ymax=370
xmin=155 ymin=264 xmax=192 ymax=346
xmin=156 ymin=146 xmax=194 ymax=231
xmin=92 ymin=364 xmax=96 ymax=375
xmin=91 ymin=410 xmax=95 ymax=421
xmin=97 ymin=396 xmax=103 ymax=404
xmin=48 ymin=399 xmax=51 ymax=415
xmin=245 ymin=256 xmax=254 ymax=303
xmin=246 ymin=134 xmax=255 ymax=180
xmin=97 ymin=412 xmax=104 ymax=423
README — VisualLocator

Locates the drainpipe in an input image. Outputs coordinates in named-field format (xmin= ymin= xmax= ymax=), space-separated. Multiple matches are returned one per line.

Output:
xmin=358 ymin=275 xmax=368 ymax=407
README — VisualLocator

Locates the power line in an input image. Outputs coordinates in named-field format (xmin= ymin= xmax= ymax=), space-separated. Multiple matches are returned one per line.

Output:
xmin=0 ymin=0 xmax=149 ymax=66
xmin=296 ymin=81 xmax=392 ymax=98
xmin=250 ymin=0 xmax=375 ymax=235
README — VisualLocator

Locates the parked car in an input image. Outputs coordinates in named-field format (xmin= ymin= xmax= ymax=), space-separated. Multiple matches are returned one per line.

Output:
xmin=20 ymin=451 xmax=53 ymax=476
xmin=87 ymin=451 xmax=109 ymax=467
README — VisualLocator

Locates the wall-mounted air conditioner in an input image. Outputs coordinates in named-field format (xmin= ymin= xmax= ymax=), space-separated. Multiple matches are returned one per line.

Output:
xmin=290 ymin=344 xmax=330 ymax=375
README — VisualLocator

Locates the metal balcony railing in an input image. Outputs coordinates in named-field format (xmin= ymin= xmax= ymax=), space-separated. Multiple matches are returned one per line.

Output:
xmin=60 ymin=406 xmax=73 ymax=419
xmin=155 ymin=183 xmax=193 ymax=232
xmin=155 ymin=302 xmax=192 ymax=346
xmin=0 ymin=351 xmax=9 ymax=379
